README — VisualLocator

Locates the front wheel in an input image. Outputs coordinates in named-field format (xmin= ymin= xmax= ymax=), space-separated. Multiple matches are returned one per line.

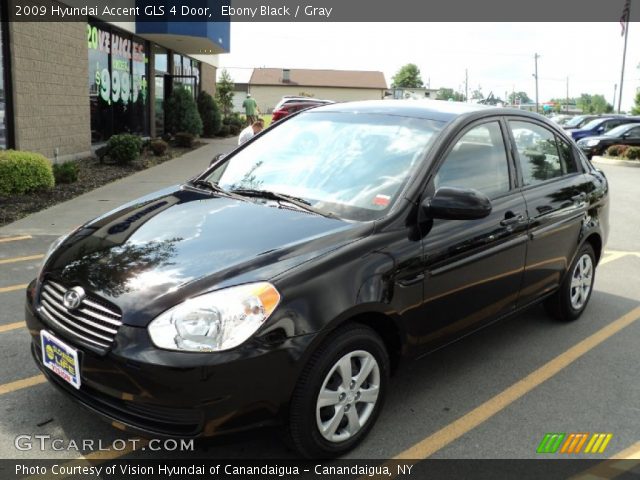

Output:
xmin=286 ymin=324 xmax=389 ymax=458
xmin=544 ymin=243 xmax=596 ymax=321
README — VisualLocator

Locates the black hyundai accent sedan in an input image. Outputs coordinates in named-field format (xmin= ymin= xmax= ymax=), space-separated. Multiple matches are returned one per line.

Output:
xmin=26 ymin=101 xmax=609 ymax=458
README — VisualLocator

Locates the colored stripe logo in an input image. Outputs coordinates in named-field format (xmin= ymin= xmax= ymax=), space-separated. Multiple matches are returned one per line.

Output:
xmin=537 ymin=433 xmax=613 ymax=454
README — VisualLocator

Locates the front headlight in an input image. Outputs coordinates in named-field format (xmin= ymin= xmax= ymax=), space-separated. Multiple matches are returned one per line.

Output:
xmin=148 ymin=282 xmax=281 ymax=352
xmin=585 ymin=139 xmax=601 ymax=147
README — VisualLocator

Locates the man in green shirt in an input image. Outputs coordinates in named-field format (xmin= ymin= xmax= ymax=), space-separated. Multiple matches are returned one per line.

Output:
xmin=242 ymin=94 xmax=259 ymax=125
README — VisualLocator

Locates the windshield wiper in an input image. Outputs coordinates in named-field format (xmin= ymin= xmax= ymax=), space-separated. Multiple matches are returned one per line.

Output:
xmin=188 ymin=180 xmax=247 ymax=202
xmin=230 ymin=188 xmax=339 ymax=219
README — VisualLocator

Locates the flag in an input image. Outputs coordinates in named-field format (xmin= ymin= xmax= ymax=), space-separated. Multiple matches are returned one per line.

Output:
xmin=621 ymin=0 xmax=630 ymax=36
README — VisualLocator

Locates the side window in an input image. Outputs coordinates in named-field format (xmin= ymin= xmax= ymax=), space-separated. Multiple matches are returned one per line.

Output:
xmin=510 ymin=121 xmax=563 ymax=185
xmin=604 ymin=120 xmax=619 ymax=132
xmin=556 ymin=136 xmax=579 ymax=174
xmin=627 ymin=126 xmax=640 ymax=138
xmin=434 ymin=121 xmax=510 ymax=198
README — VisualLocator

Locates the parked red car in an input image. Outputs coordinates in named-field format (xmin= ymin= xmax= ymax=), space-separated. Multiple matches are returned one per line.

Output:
xmin=272 ymin=99 xmax=334 ymax=123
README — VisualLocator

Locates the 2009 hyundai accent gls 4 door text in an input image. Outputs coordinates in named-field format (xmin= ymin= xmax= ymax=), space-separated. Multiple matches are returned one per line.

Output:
xmin=26 ymin=101 xmax=609 ymax=458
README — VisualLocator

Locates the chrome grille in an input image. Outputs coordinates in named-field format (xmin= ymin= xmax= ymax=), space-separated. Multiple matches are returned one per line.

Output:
xmin=39 ymin=280 xmax=122 ymax=351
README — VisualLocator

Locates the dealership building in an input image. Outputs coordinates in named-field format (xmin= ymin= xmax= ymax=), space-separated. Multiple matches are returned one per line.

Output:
xmin=0 ymin=1 xmax=229 ymax=161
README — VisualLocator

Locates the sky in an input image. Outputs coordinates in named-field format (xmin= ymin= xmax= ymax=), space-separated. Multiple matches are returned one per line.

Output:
xmin=218 ymin=22 xmax=640 ymax=111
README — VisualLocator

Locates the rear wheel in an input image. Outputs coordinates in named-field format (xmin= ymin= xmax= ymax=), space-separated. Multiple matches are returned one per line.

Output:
xmin=286 ymin=324 xmax=389 ymax=458
xmin=544 ymin=243 xmax=596 ymax=321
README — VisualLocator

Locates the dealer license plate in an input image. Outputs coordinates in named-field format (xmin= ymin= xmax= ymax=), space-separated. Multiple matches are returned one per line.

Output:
xmin=41 ymin=330 xmax=81 ymax=389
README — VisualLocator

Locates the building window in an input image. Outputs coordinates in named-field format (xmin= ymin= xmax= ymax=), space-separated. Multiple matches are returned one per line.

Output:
xmin=154 ymin=45 xmax=168 ymax=74
xmin=88 ymin=22 xmax=149 ymax=143
xmin=172 ymin=53 xmax=200 ymax=98
xmin=154 ymin=45 xmax=168 ymax=136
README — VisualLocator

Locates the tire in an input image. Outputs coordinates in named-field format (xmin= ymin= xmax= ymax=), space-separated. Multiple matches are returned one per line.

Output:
xmin=286 ymin=324 xmax=389 ymax=458
xmin=544 ymin=243 xmax=596 ymax=322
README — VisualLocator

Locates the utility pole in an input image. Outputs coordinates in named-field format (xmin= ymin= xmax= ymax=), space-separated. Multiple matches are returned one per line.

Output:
xmin=618 ymin=0 xmax=631 ymax=113
xmin=613 ymin=83 xmax=618 ymax=110
xmin=533 ymin=53 xmax=540 ymax=113
xmin=465 ymin=69 xmax=468 ymax=103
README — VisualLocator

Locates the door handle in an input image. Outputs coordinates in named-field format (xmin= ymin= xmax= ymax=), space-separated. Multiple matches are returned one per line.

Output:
xmin=397 ymin=273 xmax=425 ymax=287
xmin=571 ymin=192 xmax=587 ymax=203
xmin=500 ymin=212 xmax=525 ymax=227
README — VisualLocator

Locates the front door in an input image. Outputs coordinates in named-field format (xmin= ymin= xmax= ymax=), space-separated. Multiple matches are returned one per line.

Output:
xmin=414 ymin=119 xmax=528 ymax=351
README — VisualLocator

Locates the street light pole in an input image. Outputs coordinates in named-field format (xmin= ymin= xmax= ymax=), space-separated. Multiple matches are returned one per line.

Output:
xmin=534 ymin=53 xmax=540 ymax=113
xmin=465 ymin=69 xmax=468 ymax=103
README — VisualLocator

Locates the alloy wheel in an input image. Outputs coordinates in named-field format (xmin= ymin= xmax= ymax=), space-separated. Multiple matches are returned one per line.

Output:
xmin=315 ymin=350 xmax=381 ymax=443
xmin=570 ymin=253 xmax=593 ymax=310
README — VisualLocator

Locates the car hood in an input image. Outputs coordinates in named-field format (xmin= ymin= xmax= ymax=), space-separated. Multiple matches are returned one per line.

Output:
xmin=572 ymin=129 xmax=593 ymax=138
xmin=577 ymin=135 xmax=614 ymax=143
xmin=44 ymin=186 xmax=371 ymax=326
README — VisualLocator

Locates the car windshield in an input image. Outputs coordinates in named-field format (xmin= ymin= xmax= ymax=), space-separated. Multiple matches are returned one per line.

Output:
xmin=581 ymin=119 xmax=607 ymax=130
xmin=564 ymin=116 xmax=586 ymax=128
xmin=205 ymin=111 xmax=444 ymax=221
xmin=605 ymin=123 xmax=636 ymax=137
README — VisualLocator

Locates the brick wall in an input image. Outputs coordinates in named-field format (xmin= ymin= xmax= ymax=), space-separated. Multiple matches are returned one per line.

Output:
xmin=200 ymin=63 xmax=217 ymax=97
xmin=9 ymin=22 xmax=91 ymax=162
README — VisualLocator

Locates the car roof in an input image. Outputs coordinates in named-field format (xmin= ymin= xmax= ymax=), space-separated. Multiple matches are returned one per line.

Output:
xmin=585 ymin=117 xmax=620 ymax=124
xmin=310 ymin=99 xmax=552 ymax=123
xmin=281 ymin=97 xmax=333 ymax=103
xmin=282 ymin=101 xmax=326 ymax=108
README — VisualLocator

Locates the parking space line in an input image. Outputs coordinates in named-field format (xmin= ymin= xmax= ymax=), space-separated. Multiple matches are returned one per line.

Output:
xmin=0 ymin=235 xmax=32 ymax=243
xmin=390 ymin=305 xmax=640 ymax=462
xmin=0 ymin=283 xmax=28 ymax=293
xmin=569 ymin=441 xmax=640 ymax=479
xmin=0 ymin=375 xmax=45 ymax=396
xmin=599 ymin=252 xmax=628 ymax=266
xmin=0 ymin=254 xmax=44 ymax=265
xmin=0 ymin=321 xmax=25 ymax=333
xmin=611 ymin=441 xmax=640 ymax=460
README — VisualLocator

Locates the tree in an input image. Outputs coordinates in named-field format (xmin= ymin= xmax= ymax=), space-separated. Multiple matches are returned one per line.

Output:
xmin=577 ymin=94 xmax=613 ymax=114
xmin=165 ymin=86 xmax=203 ymax=136
xmin=471 ymin=87 xmax=484 ymax=100
xmin=392 ymin=64 xmax=424 ymax=88
xmin=508 ymin=91 xmax=532 ymax=105
xmin=215 ymin=69 xmax=235 ymax=117
xmin=632 ymin=90 xmax=640 ymax=115
xmin=436 ymin=88 xmax=465 ymax=102
xmin=197 ymin=91 xmax=222 ymax=137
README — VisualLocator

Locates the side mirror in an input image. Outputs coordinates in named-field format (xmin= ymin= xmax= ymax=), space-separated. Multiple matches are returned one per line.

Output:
xmin=210 ymin=153 xmax=227 ymax=167
xmin=423 ymin=187 xmax=492 ymax=220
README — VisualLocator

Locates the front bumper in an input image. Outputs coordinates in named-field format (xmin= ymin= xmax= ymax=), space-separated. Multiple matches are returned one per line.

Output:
xmin=578 ymin=144 xmax=600 ymax=157
xmin=26 ymin=283 xmax=316 ymax=438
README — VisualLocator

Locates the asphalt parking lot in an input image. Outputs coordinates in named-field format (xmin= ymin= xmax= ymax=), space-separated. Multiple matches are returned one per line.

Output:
xmin=0 ymin=162 xmax=638 ymax=469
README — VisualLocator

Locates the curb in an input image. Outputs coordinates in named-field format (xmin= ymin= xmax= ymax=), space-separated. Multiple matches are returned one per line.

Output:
xmin=591 ymin=156 xmax=640 ymax=168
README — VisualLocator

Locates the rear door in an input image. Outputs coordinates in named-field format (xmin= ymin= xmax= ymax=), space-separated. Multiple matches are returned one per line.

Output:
xmin=507 ymin=118 xmax=591 ymax=307
xmin=415 ymin=118 xmax=528 ymax=350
